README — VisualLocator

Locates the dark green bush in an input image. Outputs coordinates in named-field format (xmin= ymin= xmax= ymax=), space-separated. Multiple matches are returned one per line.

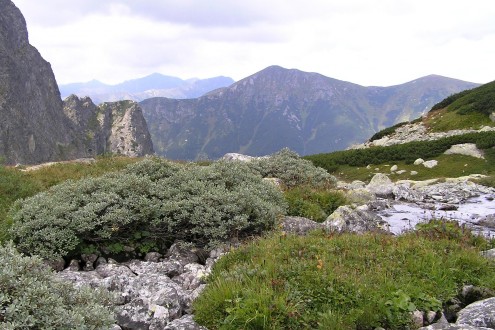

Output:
xmin=305 ymin=131 xmax=495 ymax=172
xmin=284 ymin=187 xmax=347 ymax=222
xmin=0 ymin=242 xmax=115 ymax=328
xmin=9 ymin=160 xmax=286 ymax=260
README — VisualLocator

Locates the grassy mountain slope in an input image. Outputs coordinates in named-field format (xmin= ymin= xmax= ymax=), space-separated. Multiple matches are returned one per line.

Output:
xmin=305 ymin=80 xmax=495 ymax=184
xmin=140 ymin=66 xmax=477 ymax=161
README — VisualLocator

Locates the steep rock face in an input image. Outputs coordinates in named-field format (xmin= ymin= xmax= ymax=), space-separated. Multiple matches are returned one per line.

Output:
xmin=63 ymin=96 xmax=154 ymax=157
xmin=140 ymin=66 xmax=478 ymax=161
xmin=0 ymin=0 xmax=82 ymax=164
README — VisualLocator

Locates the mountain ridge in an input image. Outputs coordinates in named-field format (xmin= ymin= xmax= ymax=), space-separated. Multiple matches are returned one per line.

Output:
xmin=139 ymin=65 xmax=478 ymax=161
xmin=60 ymin=73 xmax=235 ymax=104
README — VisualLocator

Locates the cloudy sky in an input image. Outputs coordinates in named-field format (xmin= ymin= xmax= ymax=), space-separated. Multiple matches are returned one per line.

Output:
xmin=13 ymin=0 xmax=495 ymax=86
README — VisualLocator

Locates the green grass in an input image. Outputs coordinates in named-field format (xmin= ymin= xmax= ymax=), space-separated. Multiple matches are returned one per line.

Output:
xmin=0 ymin=156 xmax=140 ymax=242
xmin=193 ymin=229 xmax=495 ymax=329
xmin=284 ymin=186 xmax=347 ymax=222
xmin=332 ymin=154 xmax=495 ymax=183
xmin=426 ymin=108 xmax=495 ymax=132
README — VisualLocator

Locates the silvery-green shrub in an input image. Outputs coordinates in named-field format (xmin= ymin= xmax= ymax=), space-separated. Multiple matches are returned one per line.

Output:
xmin=9 ymin=159 xmax=286 ymax=260
xmin=0 ymin=242 xmax=115 ymax=329
xmin=250 ymin=148 xmax=336 ymax=188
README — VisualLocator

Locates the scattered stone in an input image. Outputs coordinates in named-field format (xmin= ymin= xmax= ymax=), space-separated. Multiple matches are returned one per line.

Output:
xmin=414 ymin=158 xmax=425 ymax=165
xmin=396 ymin=170 xmax=407 ymax=174
xmin=145 ymin=252 xmax=163 ymax=263
xmin=323 ymin=205 xmax=388 ymax=234
xmin=44 ymin=257 xmax=66 ymax=272
xmin=456 ymin=297 xmax=495 ymax=328
xmin=367 ymin=173 xmax=394 ymax=198
xmin=481 ymin=248 xmax=495 ymax=260
xmin=412 ymin=310 xmax=424 ymax=328
xmin=476 ymin=215 xmax=495 ymax=229
xmin=411 ymin=171 xmax=418 ymax=175
xmin=426 ymin=311 xmax=438 ymax=324
xmin=280 ymin=216 xmax=322 ymax=235
xmin=444 ymin=143 xmax=484 ymax=159
xmin=437 ymin=204 xmax=458 ymax=211
xmin=423 ymin=160 xmax=438 ymax=168
xmin=390 ymin=165 xmax=398 ymax=172
xmin=81 ymin=253 xmax=99 ymax=271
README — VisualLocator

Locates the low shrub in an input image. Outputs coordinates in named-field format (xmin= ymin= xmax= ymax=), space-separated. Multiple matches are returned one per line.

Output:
xmin=305 ymin=131 xmax=495 ymax=173
xmin=251 ymin=148 xmax=336 ymax=188
xmin=193 ymin=230 xmax=495 ymax=329
xmin=284 ymin=187 xmax=347 ymax=222
xmin=9 ymin=159 xmax=286 ymax=260
xmin=0 ymin=242 xmax=115 ymax=328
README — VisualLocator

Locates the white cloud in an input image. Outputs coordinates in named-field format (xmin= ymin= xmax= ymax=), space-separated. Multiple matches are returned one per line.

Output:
xmin=12 ymin=0 xmax=495 ymax=85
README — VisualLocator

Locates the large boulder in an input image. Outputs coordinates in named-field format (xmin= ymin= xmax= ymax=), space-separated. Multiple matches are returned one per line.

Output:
xmin=280 ymin=216 xmax=322 ymax=235
xmin=323 ymin=205 xmax=388 ymax=233
xmin=366 ymin=173 xmax=394 ymax=198
xmin=444 ymin=143 xmax=484 ymax=159
xmin=455 ymin=297 xmax=495 ymax=328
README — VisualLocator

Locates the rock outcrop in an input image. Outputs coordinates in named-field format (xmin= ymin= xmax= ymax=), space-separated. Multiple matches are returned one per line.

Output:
xmin=0 ymin=1 xmax=153 ymax=164
xmin=0 ymin=0 xmax=82 ymax=165
xmin=63 ymin=96 xmax=154 ymax=157
xmin=56 ymin=242 xmax=219 ymax=330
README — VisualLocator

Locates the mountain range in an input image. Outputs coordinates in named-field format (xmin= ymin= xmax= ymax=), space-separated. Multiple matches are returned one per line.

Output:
xmin=139 ymin=66 xmax=479 ymax=161
xmin=59 ymin=74 xmax=234 ymax=104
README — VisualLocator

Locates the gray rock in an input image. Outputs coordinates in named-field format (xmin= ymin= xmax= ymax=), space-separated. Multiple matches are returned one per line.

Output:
xmin=81 ymin=253 xmax=99 ymax=271
xmin=280 ymin=216 xmax=322 ymax=235
xmin=367 ymin=173 xmax=394 ymax=198
xmin=345 ymin=188 xmax=376 ymax=205
xmin=115 ymin=297 xmax=153 ymax=330
xmin=67 ymin=259 xmax=81 ymax=271
xmin=44 ymin=257 xmax=66 ymax=272
xmin=96 ymin=263 xmax=136 ymax=278
xmin=166 ymin=243 xmax=200 ymax=266
xmin=323 ymin=205 xmax=388 ymax=233
xmin=390 ymin=165 xmax=398 ymax=172
xmin=126 ymin=260 xmax=184 ymax=278
xmin=164 ymin=314 xmax=207 ymax=330
xmin=481 ymin=248 xmax=495 ymax=260
xmin=456 ymin=297 xmax=495 ymax=328
xmin=444 ymin=143 xmax=484 ymax=159
xmin=396 ymin=170 xmax=407 ymax=174
xmin=414 ymin=158 xmax=425 ymax=165
xmin=411 ymin=171 xmax=418 ymax=175
xmin=423 ymin=160 xmax=438 ymax=168
xmin=145 ymin=252 xmax=163 ymax=262
xmin=412 ymin=310 xmax=424 ymax=327
xmin=477 ymin=215 xmax=495 ymax=229
xmin=221 ymin=153 xmax=257 ymax=162
xmin=460 ymin=285 xmax=495 ymax=306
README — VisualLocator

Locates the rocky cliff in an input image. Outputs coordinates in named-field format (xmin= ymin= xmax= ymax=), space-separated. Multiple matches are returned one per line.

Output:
xmin=0 ymin=0 xmax=80 ymax=165
xmin=0 ymin=0 xmax=153 ymax=164
xmin=63 ymin=95 xmax=154 ymax=157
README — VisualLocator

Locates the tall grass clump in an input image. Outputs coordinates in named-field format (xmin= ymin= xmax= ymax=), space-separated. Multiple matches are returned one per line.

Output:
xmin=0 ymin=242 xmax=115 ymax=328
xmin=9 ymin=159 xmax=286 ymax=260
xmin=193 ymin=230 xmax=495 ymax=329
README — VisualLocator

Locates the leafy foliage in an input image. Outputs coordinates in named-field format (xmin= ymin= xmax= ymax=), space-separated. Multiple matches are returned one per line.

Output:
xmin=445 ymin=80 xmax=495 ymax=116
xmin=0 ymin=156 xmax=140 ymax=242
xmin=284 ymin=187 xmax=347 ymax=222
xmin=193 ymin=230 xmax=495 ymax=329
xmin=0 ymin=242 xmax=115 ymax=329
xmin=251 ymin=148 xmax=336 ymax=188
xmin=9 ymin=159 xmax=286 ymax=260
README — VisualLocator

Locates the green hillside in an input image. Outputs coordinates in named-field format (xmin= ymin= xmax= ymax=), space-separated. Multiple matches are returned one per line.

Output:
xmin=305 ymin=80 xmax=495 ymax=184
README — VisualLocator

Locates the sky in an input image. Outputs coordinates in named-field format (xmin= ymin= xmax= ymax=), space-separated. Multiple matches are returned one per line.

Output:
xmin=13 ymin=0 xmax=495 ymax=86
